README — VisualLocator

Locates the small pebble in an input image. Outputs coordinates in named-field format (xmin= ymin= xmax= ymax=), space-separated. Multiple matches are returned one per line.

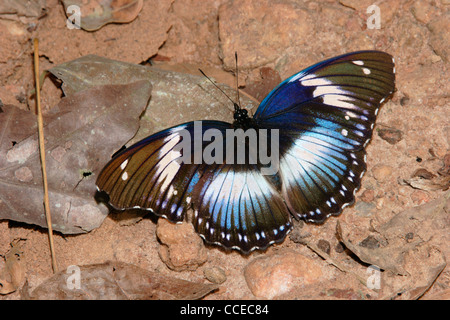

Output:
xmin=317 ymin=239 xmax=331 ymax=255
xmin=372 ymin=164 xmax=393 ymax=182
xmin=359 ymin=235 xmax=380 ymax=249
xmin=156 ymin=219 xmax=207 ymax=271
xmin=410 ymin=190 xmax=431 ymax=205
xmin=335 ymin=242 xmax=345 ymax=253
xmin=378 ymin=128 xmax=403 ymax=145
xmin=360 ymin=189 xmax=375 ymax=202
xmin=244 ymin=249 xmax=324 ymax=299
xmin=204 ymin=266 xmax=227 ymax=284
xmin=405 ymin=232 xmax=414 ymax=242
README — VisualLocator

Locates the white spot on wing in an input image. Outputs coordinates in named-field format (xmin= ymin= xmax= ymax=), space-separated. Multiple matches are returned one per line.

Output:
xmin=121 ymin=171 xmax=128 ymax=180
xmin=322 ymin=95 xmax=358 ymax=110
xmin=301 ymin=77 xmax=332 ymax=87
xmin=120 ymin=159 xmax=128 ymax=170
xmin=352 ymin=60 xmax=364 ymax=65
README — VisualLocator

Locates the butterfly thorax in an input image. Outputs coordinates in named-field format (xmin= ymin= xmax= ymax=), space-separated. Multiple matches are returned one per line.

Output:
xmin=233 ymin=103 xmax=256 ymax=130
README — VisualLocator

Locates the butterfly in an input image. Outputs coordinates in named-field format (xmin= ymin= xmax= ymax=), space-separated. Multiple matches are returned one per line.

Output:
xmin=96 ymin=51 xmax=395 ymax=253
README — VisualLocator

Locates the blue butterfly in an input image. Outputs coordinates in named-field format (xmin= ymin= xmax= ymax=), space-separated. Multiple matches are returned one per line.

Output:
xmin=96 ymin=51 xmax=395 ymax=253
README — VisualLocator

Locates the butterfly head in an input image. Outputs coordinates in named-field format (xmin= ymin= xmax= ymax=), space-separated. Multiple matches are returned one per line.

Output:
xmin=233 ymin=103 xmax=255 ymax=129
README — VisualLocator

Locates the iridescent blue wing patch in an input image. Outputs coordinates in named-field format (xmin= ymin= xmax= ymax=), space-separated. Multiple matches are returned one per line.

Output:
xmin=192 ymin=164 xmax=291 ymax=253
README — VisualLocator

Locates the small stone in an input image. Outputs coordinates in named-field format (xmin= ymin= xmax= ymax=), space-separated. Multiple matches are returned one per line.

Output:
xmin=203 ymin=266 xmax=227 ymax=284
xmin=360 ymin=189 xmax=375 ymax=202
xmin=354 ymin=201 xmax=376 ymax=217
xmin=410 ymin=190 xmax=431 ymax=205
xmin=372 ymin=164 xmax=393 ymax=182
xmin=375 ymin=197 xmax=384 ymax=210
xmin=317 ymin=239 xmax=331 ymax=255
xmin=405 ymin=232 xmax=414 ymax=242
xmin=156 ymin=218 xmax=207 ymax=271
xmin=359 ymin=235 xmax=380 ymax=249
xmin=244 ymin=249 xmax=324 ymax=299
xmin=400 ymin=96 xmax=410 ymax=106
xmin=335 ymin=242 xmax=345 ymax=253
xmin=378 ymin=128 xmax=403 ymax=145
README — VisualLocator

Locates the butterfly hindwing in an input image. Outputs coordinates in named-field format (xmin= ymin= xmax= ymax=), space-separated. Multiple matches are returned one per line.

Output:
xmin=192 ymin=164 xmax=291 ymax=253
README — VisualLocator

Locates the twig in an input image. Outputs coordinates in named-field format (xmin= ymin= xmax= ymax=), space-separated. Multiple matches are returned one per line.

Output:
xmin=33 ymin=38 xmax=58 ymax=273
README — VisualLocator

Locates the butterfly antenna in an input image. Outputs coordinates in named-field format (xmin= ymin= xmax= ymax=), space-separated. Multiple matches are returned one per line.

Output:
xmin=198 ymin=68 xmax=238 ymax=109
xmin=235 ymin=52 xmax=242 ymax=108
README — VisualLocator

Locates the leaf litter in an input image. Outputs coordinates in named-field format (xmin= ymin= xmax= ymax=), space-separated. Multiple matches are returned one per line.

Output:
xmin=0 ymin=57 xmax=153 ymax=234
xmin=22 ymin=260 xmax=217 ymax=300
xmin=337 ymin=192 xmax=448 ymax=299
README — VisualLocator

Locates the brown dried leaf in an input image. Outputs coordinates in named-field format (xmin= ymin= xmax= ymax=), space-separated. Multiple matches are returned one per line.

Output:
xmin=48 ymin=55 xmax=258 ymax=143
xmin=337 ymin=221 xmax=415 ymax=276
xmin=402 ymin=176 xmax=450 ymax=191
xmin=62 ymin=0 xmax=144 ymax=31
xmin=0 ymin=239 xmax=26 ymax=295
xmin=25 ymin=261 xmax=217 ymax=300
xmin=48 ymin=54 xmax=153 ymax=96
xmin=0 ymin=80 xmax=152 ymax=233
xmin=2 ymin=54 xmax=257 ymax=233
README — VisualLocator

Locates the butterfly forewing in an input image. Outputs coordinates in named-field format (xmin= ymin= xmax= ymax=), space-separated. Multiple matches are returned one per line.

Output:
xmin=96 ymin=124 xmax=204 ymax=221
xmin=254 ymin=51 xmax=395 ymax=221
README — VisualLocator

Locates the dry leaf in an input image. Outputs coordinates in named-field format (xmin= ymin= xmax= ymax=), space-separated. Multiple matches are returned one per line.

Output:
xmin=62 ymin=0 xmax=144 ymax=31
xmin=24 ymin=261 xmax=218 ymax=300
xmin=0 ymin=239 xmax=26 ymax=295
xmin=1 ymin=54 xmax=257 ymax=233
xmin=402 ymin=176 xmax=450 ymax=191
xmin=337 ymin=221 xmax=414 ymax=276
xmin=48 ymin=54 xmax=153 ymax=96
xmin=0 ymin=80 xmax=152 ymax=234
xmin=48 ymin=55 xmax=258 ymax=143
